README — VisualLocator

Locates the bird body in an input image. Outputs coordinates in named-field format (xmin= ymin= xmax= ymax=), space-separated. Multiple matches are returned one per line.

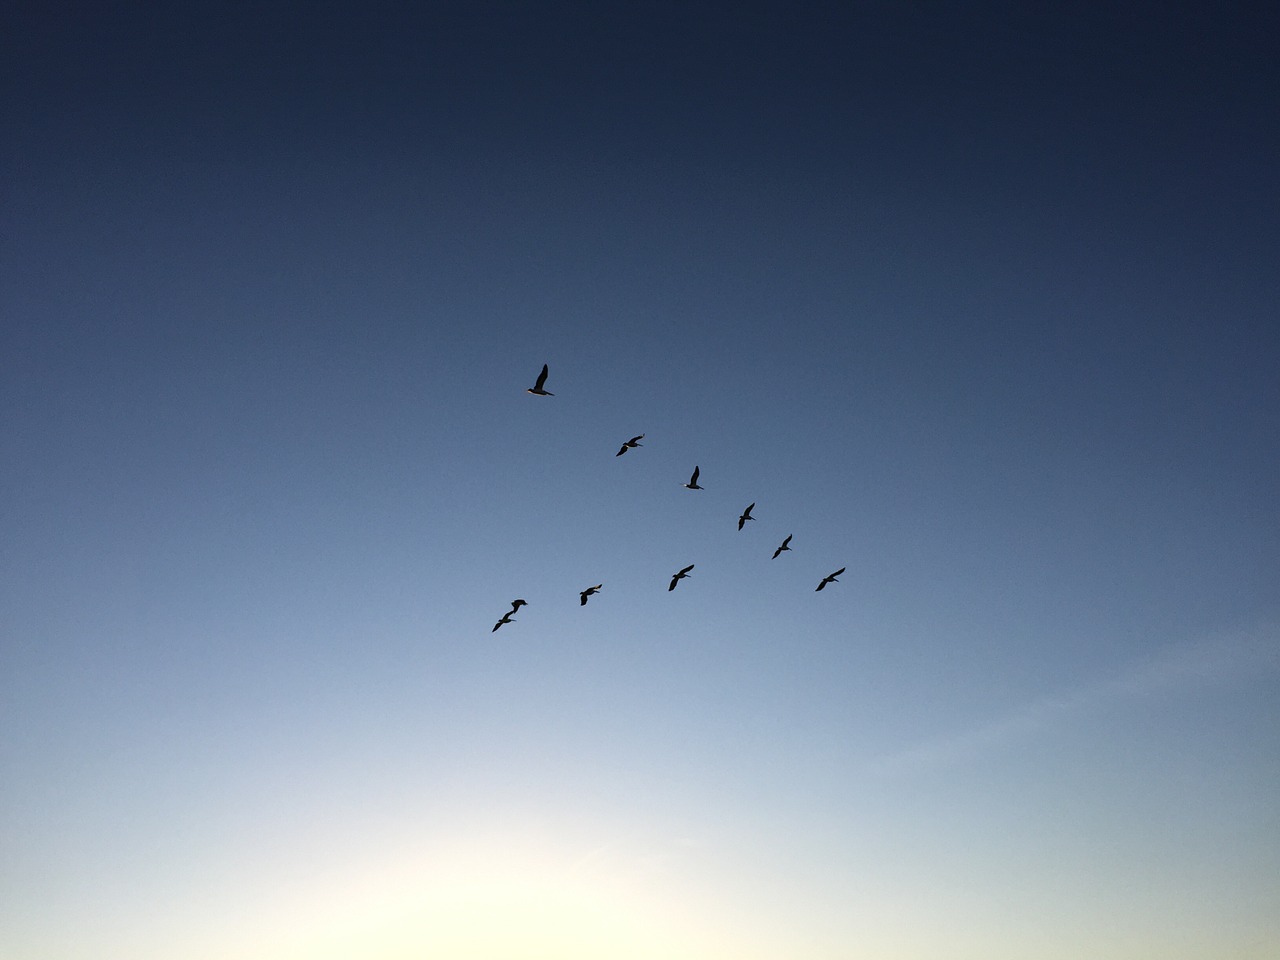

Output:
xmin=816 ymin=567 xmax=846 ymax=591
xmin=668 ymin=564 xmax=695 ymax=591
xmin=526 ymin=363 xmax=554 ymax=396
xmin=615 ymin=434 xmax=645 ymax=456
xmin=772 ymin=534 xmax=793 ymax=559
xmin=737 ymin=502 xmax=756 ymax=530
xmin=682 ymin=465 xmax=704 ymax=489
xmin=580 ymin=584 xmax=603 ymax=605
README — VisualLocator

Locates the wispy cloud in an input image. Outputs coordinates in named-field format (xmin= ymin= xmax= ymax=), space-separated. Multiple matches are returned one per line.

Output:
xmin=862 ymin=624 xmax=1280 ymax=781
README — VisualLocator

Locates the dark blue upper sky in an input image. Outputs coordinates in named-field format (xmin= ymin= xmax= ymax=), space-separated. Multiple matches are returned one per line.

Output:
xmin=8 ymin=3 xmax=1278 ymax=165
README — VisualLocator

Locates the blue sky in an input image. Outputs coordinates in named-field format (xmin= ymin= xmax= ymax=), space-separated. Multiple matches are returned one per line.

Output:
xmin=3 ymin=3 xmax=1278 ymax=957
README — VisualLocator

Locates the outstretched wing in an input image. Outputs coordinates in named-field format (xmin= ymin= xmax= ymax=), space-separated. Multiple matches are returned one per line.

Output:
xmin=534 ymin=364 xmax=549 ymax=391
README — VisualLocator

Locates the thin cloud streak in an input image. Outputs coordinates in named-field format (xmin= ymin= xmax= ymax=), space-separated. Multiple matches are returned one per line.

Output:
xmin=863 ymin=624 xmax=1280 ymax=781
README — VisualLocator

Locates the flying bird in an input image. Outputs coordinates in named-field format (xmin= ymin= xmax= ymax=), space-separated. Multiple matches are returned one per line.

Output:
xmin=526 ymin=363 xmax=554 ymax=396
xmin=668 ymin=564 xmax=695 ymax=591
xmin=580 ymin=584 xmax=603 ymax=606
xmin=737 ymin=502 xmax=756 ymax=530
xmin=615 ymin=434 xmax=645 ymax=456
xmin=682 ymin=465 xmax=704 ymax=489
xmin=492 ymin=613 xmax=515 ymax=632
xmin=508 ymin=599 xmax=527 ymax=613
xmin=815 ymin=567 xmax=846 ymax=591
xmin=772 ymin=535 xmax=793 ymax=559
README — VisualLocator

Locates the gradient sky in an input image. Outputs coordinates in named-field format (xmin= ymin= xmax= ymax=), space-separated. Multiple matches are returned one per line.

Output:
xmin=3 ymin=3 xmax=1278 ymax=958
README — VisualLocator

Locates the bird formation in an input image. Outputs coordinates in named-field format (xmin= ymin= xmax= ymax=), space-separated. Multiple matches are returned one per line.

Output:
xmin=492 ymin=364 xmax=846 ymax=632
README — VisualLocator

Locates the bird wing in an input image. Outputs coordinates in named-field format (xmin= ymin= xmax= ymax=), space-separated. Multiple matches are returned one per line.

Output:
xmin=534 ymin=364 xmax=549 ymax=390
xmin=616 ymin=444 xmax=628 ymax=456
xmin=772 ymin=545 xmax=783 ymax=558
xmin=782 ymin=535 xmax=792 ymax=548
xmin=631 ymin=435 xmax=644 ymax=444
xmin=680 ymin=564 xmax=694 ymax=575
xmin=668 ymin=578 xmax=678 ymax=591
xmin=690 ymin=466 xmax=699 ymax=484
xmin=832 ymin=567 xmax=846 ymax=577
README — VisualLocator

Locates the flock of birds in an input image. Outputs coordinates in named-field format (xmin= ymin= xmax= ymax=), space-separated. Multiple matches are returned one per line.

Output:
xmin=491 ymin=364 xmax=845 ymax=632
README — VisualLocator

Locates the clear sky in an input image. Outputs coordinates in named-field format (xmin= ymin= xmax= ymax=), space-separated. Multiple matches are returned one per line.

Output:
xmin=3 ymin=3 xmax=1278 ymax=958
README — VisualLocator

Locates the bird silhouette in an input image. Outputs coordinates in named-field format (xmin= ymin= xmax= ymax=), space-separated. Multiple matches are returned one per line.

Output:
xmin=526 ymin=363 xmax=554 ymax=396
xmin=683 ymin=465 xmax=704 ymax=489
xmin=508 ymin=599 xmax=527 ymax=613
xmin=771 ymin=534 xmax=793 ymax=559
xmin=580 ymin=584 xmax=603 ymax=606
xmin=737 ymin=502 xmax=756 ymax=530
xmin=615 ymin=434 xmax=645 ymax=456
xmin=816 ymin=567 xmax=846 ymax=591
xmin=492 ymin=613 xmax=515 ymax=632
xmin=668 ymin=564 xmax=695 ymax=591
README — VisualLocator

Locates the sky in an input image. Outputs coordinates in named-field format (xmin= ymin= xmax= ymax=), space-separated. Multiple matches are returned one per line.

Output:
xmin=2 ymin=2 xmax=1278 ymax=958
